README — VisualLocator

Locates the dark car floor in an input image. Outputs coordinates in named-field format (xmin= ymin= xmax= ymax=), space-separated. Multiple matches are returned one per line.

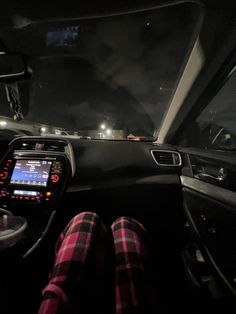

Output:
xmin=0 ymin=210 xmax=231 ymax=314
xmin=0 ymin=181 xmax=233 ymax=314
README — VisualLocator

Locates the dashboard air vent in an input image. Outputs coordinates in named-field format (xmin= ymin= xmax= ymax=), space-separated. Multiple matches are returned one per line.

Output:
xmin=16 ymin=140 xmax=66 ymax=152
xmin=151 ymin=150 xmax=181 ymax=166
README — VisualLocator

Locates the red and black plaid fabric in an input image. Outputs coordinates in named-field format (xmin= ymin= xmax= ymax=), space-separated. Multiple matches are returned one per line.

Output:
xmin=111 ymin=217 xmax=152 ymax=314
xmin=39 ymin=213 xmax=152 ymax=314
xmin=38 ymin=212 xmax=107 ymax=314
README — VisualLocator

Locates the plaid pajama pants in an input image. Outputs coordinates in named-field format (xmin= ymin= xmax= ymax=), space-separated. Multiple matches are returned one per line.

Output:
xmin=38 ymin=212 xmax=153 ymax=314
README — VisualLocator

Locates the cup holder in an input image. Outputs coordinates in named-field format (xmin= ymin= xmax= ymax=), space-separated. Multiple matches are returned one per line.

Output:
xmin=0 ymin=208 xmax=27 ymax=252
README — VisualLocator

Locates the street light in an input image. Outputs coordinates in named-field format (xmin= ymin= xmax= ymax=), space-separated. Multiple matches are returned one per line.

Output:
xmin=100 ymin=123 xmax=106 ymax=130
xmin=0 ymin=120 xmax=7 ymax=127
xmin=106 ymin=129 xmax=112 ymax=135
xmin=41 ymin=127 xmax=47 ymax=133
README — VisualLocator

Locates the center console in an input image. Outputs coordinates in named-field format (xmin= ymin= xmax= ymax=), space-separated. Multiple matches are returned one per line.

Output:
xmin=0 ymin=155 xmax=68 ymax=209
xmin=0 ymin=137 xmax=74 ymax=255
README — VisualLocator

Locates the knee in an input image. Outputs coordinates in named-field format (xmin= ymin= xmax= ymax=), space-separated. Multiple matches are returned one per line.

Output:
xmin=66 ymin=212 xmax=106 ymax=235
xmin=55 ymin=212 xmax=106 ymax=255
xmin=71 ymin=211 xmax=100 ymax=224
xmin=111 ymin=216 xmax=146 ymax=233
xmin=111 ymin=217 xmax=148 ymax=261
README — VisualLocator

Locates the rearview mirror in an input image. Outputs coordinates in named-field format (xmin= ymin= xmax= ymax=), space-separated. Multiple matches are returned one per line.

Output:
xmin=0 ymin=53 xmax=26 ymax=81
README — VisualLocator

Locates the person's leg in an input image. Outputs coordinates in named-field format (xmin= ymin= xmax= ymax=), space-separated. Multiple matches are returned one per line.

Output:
xmin=111 ymin=217 xmax=155 ymax=314
xmin=38 ymin=212 xmax=108 ymax=314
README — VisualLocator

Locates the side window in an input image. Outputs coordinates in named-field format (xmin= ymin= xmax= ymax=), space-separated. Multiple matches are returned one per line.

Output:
xmin=179 ymin=70 xmax=236 ymax=150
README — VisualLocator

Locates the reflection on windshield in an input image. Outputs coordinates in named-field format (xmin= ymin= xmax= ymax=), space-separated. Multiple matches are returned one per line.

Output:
xmin=196 ymin=71 xmax=236 ymax=150
xmin=179 ymin=69 xmax=236 ymax=150
xmin=0 ymin=3 xmax=200 ymax=141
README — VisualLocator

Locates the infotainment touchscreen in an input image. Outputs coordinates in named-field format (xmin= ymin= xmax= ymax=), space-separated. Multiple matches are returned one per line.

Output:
xmin=10 ymin=160 xmax=52 ymax=187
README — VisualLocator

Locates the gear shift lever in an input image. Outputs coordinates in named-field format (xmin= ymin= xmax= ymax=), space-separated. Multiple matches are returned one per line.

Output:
xmin=0 ymin=208 xmax=27 ymax=252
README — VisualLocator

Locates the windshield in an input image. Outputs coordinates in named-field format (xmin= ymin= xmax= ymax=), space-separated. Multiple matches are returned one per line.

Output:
xmin=0 ymin=3 xmax=201 ymax=141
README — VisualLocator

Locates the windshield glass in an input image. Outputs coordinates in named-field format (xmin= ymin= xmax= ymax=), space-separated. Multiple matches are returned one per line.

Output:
xmin=0 ymin=3 xmax=201 ymax=141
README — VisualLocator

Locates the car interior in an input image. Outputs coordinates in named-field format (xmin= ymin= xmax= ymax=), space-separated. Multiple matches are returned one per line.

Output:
xmin=0 ymin=0 xmax=235 ymax=313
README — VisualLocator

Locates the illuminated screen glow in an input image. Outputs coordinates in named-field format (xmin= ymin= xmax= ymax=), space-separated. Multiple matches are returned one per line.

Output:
xmin=13 ymin=190 xmax=38 ymax=196
xmin=10 ymin=160 xmax=52 ymax=187
xmin=47 ymin=26 xmax=80 ymax=47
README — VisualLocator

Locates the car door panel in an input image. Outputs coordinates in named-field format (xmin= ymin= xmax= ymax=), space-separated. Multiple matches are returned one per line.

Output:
xmin=180 ymin=149 xmax=236 ymax=298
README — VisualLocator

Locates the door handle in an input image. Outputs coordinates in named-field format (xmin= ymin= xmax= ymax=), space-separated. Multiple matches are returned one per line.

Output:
xmin=196 ymin=172 xmax=226 ymax=182
xmin=195 ymin=167 xmax=227 ymax=183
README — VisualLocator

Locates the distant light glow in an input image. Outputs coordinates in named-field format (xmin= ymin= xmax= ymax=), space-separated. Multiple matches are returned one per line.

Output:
xmin=0 ymin=121 xmax=7 ymax=126
xmin=106 ymin=129 xmax=112 ymax=135
xmin=41 ymin=127 xmax=47 ymax=133
xmin=100 ymin=123 xmax=106 ymax=130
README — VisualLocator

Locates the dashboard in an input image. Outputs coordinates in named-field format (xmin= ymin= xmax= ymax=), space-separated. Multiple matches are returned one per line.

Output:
xmin=0 ymin=136 xmax=182 ymax=256
xmin=0 ymin=136 xmax=235 ymax=308
xmin=0 ymin=136 xmax=182 ymax=208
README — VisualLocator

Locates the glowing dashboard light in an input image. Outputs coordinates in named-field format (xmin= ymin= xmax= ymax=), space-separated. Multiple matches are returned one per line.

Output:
xmin=0 ymin=121 xmax=7 ymax=126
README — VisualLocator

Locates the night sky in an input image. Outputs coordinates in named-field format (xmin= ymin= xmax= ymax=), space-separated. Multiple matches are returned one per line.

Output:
xmin=0 ymin=4 xmax=198 ymax=136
